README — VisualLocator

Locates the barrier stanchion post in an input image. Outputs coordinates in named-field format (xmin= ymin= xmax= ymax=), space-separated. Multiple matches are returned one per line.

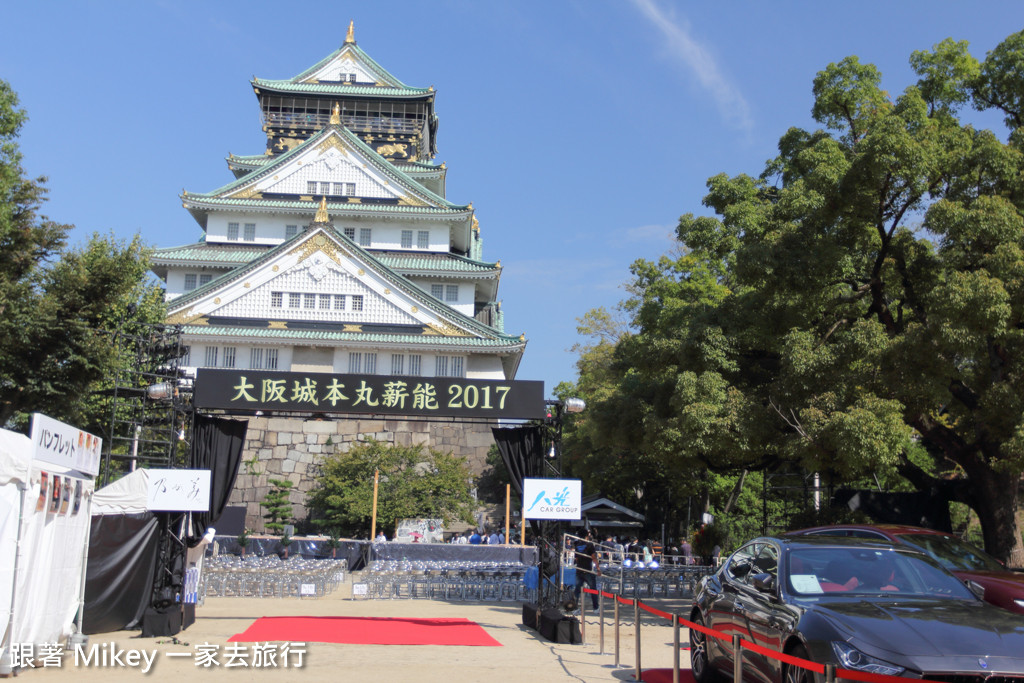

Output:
xmin=732 ymin=634 xmax=742 ymax=683
xmin=599 ymin=590 xmax=605 ymax=655
xmin=614 ymin=597 xmax=621 ymax=668
xmin=672 ymin=614 xmax=680 ymax=683
xmin=581 ymin=588 xmax=587 ymax=643
xmin=634 ymin=598 xmax=641 ymax=681
xmin=825 ymin=664 xmax=836 ymax=683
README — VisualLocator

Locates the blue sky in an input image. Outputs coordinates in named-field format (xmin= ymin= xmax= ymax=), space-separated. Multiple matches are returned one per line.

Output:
xmin=2 ymin=1 xmax=1021 ymax=395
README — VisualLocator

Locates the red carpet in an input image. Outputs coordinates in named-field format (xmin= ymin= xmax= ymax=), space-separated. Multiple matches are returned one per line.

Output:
xmin=640 ymin=669 xmax=697 ymax=683
xmin=229 ymin=616 xmax=502 ymax=646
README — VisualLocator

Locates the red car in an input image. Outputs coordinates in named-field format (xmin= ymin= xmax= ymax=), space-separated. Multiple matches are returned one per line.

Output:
xmin=788 ymin=524 xmax=1024 ymax=615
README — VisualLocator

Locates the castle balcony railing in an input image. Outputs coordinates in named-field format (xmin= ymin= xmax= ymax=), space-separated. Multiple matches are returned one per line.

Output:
xmin=262 ymin=112 xmax=423 ymax=136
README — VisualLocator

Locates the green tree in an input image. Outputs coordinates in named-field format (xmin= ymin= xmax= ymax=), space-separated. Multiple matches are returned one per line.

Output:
xmin=0 ymin=79 xmax=165 ymax=430
xmin=262 ymin=478 xmax=295 ymax=533
xmin=307 ymin=439 xmax=475 ymax=538
xmin=590 ymin=33 xmax=1024 ymax=564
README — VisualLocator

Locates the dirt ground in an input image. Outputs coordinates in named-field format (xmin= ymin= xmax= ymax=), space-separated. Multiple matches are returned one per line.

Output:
xmin=13 ymin=581 xmax=695 ymax=682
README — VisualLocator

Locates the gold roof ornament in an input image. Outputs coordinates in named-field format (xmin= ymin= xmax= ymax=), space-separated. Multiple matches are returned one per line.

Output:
xmin=472 ymin=217 xmax=479 ymax=233
xmin=330 ymin=102 xmax=341 ymax=125
xmin=344 ymin=20 xmax=355 ymax=45
xmin=314 ymin=196 xmax=329 ymax=223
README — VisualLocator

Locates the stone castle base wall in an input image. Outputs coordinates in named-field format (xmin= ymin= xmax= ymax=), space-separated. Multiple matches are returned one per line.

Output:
xmin=227 ymin=416 xmax=494 ymax=532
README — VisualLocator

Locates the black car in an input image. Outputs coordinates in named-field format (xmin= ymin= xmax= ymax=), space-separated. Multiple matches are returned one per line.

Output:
xmin=690 ymin=536 xmax=1024 ymax=683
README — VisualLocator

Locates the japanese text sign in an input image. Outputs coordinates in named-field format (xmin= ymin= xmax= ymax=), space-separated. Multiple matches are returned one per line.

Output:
xmin=147 ymin=469 xmax=211 ymax=512
xmin=193 ymin=369 xmax=546 ymax=419
xmin=30 ymin=413 xmax=102 ymax=477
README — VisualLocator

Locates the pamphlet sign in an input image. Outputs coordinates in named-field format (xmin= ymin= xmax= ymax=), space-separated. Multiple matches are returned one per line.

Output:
xmin=30 ymin=412 xmax=102 ymax=476
xmin=522 ymin=478 xmax=582 ymax=521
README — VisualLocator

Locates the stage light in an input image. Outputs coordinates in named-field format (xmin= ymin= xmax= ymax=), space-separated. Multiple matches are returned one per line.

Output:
xmin=146 ymin=382 xmax=174 ymax=400
xmin=547 ymin=444 xmax=556 ymax=458
xmin=564 ymin=398 xmax=586 ymax=413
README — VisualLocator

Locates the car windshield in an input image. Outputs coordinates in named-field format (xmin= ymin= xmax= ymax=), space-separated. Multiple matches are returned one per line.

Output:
xmin=786 ymin=547 xmax=976 ymax=599
xmin=895 ymin=533 xmax=1004 ymax=573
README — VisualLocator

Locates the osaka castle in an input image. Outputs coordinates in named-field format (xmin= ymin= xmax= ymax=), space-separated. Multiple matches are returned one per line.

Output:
xmin=151 ymin=23 xmax=527 ymax=529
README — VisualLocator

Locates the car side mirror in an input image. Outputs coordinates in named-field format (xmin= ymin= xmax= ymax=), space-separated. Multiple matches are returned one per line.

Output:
xmin=751 ymin=572 xmax=775 ymax=593
xmin=965 ymin=580 xmax=985 ymax=600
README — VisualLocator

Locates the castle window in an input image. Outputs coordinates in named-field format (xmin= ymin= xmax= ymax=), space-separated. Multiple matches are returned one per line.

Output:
xmin=250 ymin=347 xmax=263 ymax=369
xmin=244 ymin=223 xmax=256 ymax=242
xmin=401 ymin=230 xmax=413 ymax=248
xmin=409 ymin=354 xmax=421 ymax=376
xmin=307 ymin=181 xmax=317 ymax=193
xmin=289 ymin=293 xmax=301 ymax=308
xmin=365 ymin=353 xmax=377 ymax=374
xmin=320 ymin=181 xmax=331 ymax=195
xmin=266 ymin=348 xmax=278 ymax=370
xmin=285 ymin=224 xmax=298 ymax=238
xmin=430 ymin=284 xmax=443 ymax=299
xmin=199 ymin=274 xmax=212 ymax=286
xmin=204 ymin=346 xmax=218 ymax=367
xmin=227 ymin=223 xmax=239 ymax=241
xmin=358 ymin=228 xmax=371 ymax=247
xmin=391 ymin=354 xmax=404 ymax=375
xmin=184 ymin=274 xmax=197 ymax=291
xmin=351 ymin=295 xmax=363 ymax=311
xmin=303 ymin=293 xmax=316 ymax=309
xmin=435 ymin=355 xmax=448 ymax=377
xmin=319 ymin=294 xmax=331 ymax=309
xmin=271 ymin=292 xmax=283 ymax=308
xmin=445 ymin=285 xmax=458 ymax=302
xmin=343 ymin=227 xmax=356 ymax=240
xmin=222 ymin=347 xmax=236 ymax=368
xmin=417 ymin=230 xmax=429 ymax=249
xmin=334 ymin=295 xmax=346 ymax=310
xmin=348 ymin=352 xmax=361 ymax=373
xmin=436 ymin=355 xmax=464 ymax=378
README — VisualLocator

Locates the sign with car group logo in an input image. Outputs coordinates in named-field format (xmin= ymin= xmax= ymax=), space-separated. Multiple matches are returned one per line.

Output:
xmin=522 ymin=478 xmax=582 ymax=520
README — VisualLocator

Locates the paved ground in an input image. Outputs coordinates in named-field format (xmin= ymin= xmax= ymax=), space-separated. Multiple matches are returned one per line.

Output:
xmin=15 ymin=581 xmax=696 ymax=682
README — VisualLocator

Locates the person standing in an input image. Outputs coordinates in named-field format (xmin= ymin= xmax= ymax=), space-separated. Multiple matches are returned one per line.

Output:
xmin=469 ymin=529 xmax=482 ymax=545
xmin=681 ymin=538 xmax=693 ymax=565
xmin=573 ymin=529 xmax=601 ymax=611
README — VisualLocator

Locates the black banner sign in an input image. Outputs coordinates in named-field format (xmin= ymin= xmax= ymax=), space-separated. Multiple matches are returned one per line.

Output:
xmin=192 ymin=369 xmax=546 ymax=419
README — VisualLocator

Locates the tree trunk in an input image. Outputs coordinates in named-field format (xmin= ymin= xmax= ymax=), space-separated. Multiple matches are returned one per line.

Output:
xmin=966 ymin=466 xmax=1024 ymax=568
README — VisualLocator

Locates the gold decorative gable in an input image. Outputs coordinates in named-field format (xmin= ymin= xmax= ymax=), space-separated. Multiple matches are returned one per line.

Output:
xmin=166 ymin=309 xmax=209 ymax=325
xmin=229 ymin=186 xmax=262 ymax=199
xmin=424 ymin=321 xmax=470 ymax=337
xmin=316 ymin=136 xmax=348 ymax=155
xmin=288 ymin=232 xmax=350 ymax=265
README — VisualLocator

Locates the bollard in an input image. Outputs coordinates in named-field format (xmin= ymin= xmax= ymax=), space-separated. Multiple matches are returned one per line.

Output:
xmin=732 ymin=634 xmax=742 ymax=683
xmin=614 ymin=597 xmax=621 ymax=668
xmin=634 ymin=599 xmax=641 ymax=681
xmin=599 ymin=590 xmax=605 ymax=655
xmin=672 ymin=614 xmax=680 ymax=683
xmin=581 ymin=589 xmax=587 ymax=643
xmin=825 ymin=664 xmax=836 ymax=683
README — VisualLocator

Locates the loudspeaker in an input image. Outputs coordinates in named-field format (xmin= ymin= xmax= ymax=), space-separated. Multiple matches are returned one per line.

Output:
xmin=557 ymin=616 xmax=581 ymax=644
xmin=522 ymin=602 xmax=539 ymax=630
xmin=538 ymin=608 xmax=564 ymax=642
xmin=141 ymin=605 xmax=182 ymax=637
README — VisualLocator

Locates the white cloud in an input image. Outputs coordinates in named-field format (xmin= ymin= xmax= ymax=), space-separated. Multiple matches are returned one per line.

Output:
xmin=628 ymin=0 xmax=753 ymax=132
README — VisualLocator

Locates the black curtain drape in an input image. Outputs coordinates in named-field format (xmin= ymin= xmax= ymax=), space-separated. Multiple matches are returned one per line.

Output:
xmin=491 ymin=425 xmax=543 ymax=499
xmin=83 ymin=513 xmax=160 ymax=634
xmin=187 ymin=413 xmax=248 ymax=545
xmin=492 ymin=425 xmax=546 ymax=539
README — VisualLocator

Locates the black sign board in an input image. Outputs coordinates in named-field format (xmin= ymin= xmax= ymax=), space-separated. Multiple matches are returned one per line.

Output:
xmin=193 ymin=369 xmax=546 ymax=420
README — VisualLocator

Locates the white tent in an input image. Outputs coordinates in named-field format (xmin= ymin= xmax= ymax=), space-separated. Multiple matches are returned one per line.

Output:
xmin=92 ymin=468 xmax=149 ymax=515
xmin=0 ymin=427 xmax=94 ymax=672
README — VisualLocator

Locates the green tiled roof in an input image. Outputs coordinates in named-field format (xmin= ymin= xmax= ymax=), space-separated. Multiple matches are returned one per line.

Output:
xmin=187 ymin=125 xmax=464 ymax=211
xmin=181 ymin=325 xmax=524 ymax=348
xmin=184 ymin=195 xmax=467 ymax=216
xmin=287 ymin=43 xmax=417 ymax=91
xmin=377 ymin=252 xmax=498 ymax=274
xmin=153 ymin=242 xmax=270 ymax=265
xmin=168 ymin=226 xmax=507 ymax=341
xmin=252 ymin=79 xmax=431 ymax=98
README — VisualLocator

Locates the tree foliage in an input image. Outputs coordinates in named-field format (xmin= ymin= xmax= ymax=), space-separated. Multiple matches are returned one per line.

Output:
xmin=307 ymin=439 xmax=476 ymax=538
xmin=0 ymin=79 xmax=165 ymax=432
xmin=581 ymin=32 xmax=1024 ymax=564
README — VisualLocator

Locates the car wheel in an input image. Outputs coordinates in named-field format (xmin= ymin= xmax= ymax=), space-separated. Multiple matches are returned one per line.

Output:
xmin=784 ymin=644 xmax=815 ymax=683
xmin=690 ymin=611 xmax=720 ymax=683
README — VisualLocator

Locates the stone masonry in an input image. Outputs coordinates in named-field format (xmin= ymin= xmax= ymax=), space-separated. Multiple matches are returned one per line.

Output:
xmin=228 ymin=416 xmax=495 ymax=532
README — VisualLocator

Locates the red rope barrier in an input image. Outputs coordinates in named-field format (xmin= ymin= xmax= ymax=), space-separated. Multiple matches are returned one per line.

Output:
xmin=638 ymin=602 xmax=673 ymax=620
xmin=585 ymin=589 xmax=933 ymax=683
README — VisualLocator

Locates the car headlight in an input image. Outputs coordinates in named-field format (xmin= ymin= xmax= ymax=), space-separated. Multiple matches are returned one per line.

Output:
xmin=1014 ymin=599 xmax=1024 ymax=609
xmin=831 ymin=642 xmax=905 ymax=676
